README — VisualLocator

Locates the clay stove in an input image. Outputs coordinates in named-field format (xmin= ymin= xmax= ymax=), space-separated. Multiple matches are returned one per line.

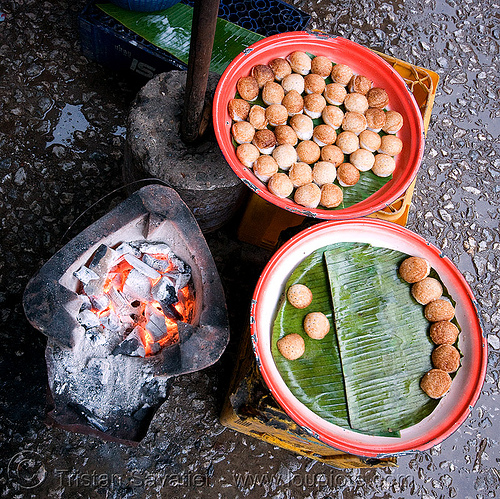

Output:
xmin=23 ymin=185 xmax=229 ymax=444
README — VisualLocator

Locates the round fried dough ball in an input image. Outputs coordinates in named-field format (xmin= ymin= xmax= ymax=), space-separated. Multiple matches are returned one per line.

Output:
xmin=287 ymin=51 xmax=312 ymax=75
xmin=251 ymin=64 xmax=275 ymax=88
xmin=331 ymin=63 xmax=353 ymax=86
xmin=268 ymin=172 xmax=293 ymax=198
xmin=432 ymin=344 xmax=461 ymax=373
xmin=320 ymin=183 xmax=343 ymax=208
xmin=425 ymin=299 xmax=455 ymax=322
xmin=277 ymin=333 xmax=305 ymax=360
xmin=411 ymin=277 xmax=443 ymax=305
xmin=420 ymin=369 xmax=452 ymax=399
xmin=321 ymin=144 xmax=344 ymax=166
xmin=289 ymin=162 xmax=313 ymax=187
xmin=337 ymin=162 xmax=360 ymax=187
xmin=269 ymin=57 xmax=292 ymax=81
xmin=236 ymin=143 xmax=260 ymax=168
xmin=296 ymin=140 xmax=321 ymax=164
xmin=399 ymin=256 xmax=431 ymax=283
xmin=311 ymin=55 xmax=332 ymax=78
xmin=303 ymin=312 xmax=330 ymax=339
xmin=228 ymin=98 xmax=251 ymax=121
xmin=294 ymin=182 xmax=321 ymax=208
xmin=237 ymin=76 xmax=259 ymax=101
xmin=287 ymin=283 xmax=313 ymax=309
xmin=429 ymin=321 xmax=460 ymax=345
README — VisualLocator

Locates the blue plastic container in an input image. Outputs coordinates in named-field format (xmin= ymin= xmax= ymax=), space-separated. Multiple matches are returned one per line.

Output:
xmin=108 ymin=0 xmax=181 ymax=12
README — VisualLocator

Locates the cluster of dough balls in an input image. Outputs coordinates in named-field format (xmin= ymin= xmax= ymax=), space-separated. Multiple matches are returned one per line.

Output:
xmin=276 ymin=283 xmax=330 ymax=360
xmin=399 ymin=256 xmax=460 ymax=399
xmin=229 ymin=51 xmax=404 ymax=210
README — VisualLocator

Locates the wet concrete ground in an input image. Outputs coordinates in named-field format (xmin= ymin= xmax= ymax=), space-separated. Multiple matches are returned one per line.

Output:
xmin=1 ymin=0 xmax=499 ymax=497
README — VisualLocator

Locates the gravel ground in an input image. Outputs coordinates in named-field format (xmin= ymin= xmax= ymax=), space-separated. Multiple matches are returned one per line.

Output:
xmin=0 ymin=0 xmax=499 ymax=498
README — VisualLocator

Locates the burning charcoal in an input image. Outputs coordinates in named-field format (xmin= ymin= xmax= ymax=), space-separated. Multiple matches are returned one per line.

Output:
xmin=74 ymin=265 xmax=99 ymax=285
xmin=99 ymin=309 xmax=121 ymax=332
xmin=79 ymin=295 xmax=92 ymax=312
xmin=90 ymin=294 xmax=110 ymax=312
xmin=107 ymin=287 xmax=139 ymax=317
xmin=88 ymin=244 xmax=119 ymax=275
xmin=142 ymin=253 xmax=171 ymax=272
xmin=161 ymin=303 xmax=182 ymax=321
xmin=122 ymin=269 xmax=152 ymax=303
xmin=131 ymin=241 xmax=173 ymax=257
xmin=77 ymin=309 xmax=100 ymax=329
xmin=144 ymin=305 xmax=168 ymax=341
xmin=112 ymin=326 xmax=147 ymax=357
xmin=85 ymin=326 xmax=106 ymax=345
xmin=123 ymin=253 xmax=161 ymax=279
xmin=114 ymin=242 xmax=141 ymax=258
xmin=152 ymin=276 xmax=177 ymax=305
xmin=170 ymin=256 xmax=189 ymax=274
xmin=164 ymin=269 xmax=191 ymax=293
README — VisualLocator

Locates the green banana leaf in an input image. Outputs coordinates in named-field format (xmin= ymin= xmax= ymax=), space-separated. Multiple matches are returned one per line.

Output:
xmin=272 ymin=242 xmax=441 ymax=437
xmin=271 ymin=244 xmax=350 ymax=428
xmin=325 ymin=243 xmax=437 ymax=435
xmin=97 ymin=3 xmax=264 ymax=75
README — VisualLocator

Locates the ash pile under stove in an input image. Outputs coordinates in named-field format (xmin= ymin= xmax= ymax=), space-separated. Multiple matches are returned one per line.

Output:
xmin=23 ymin=185 xmax=229 ymax=444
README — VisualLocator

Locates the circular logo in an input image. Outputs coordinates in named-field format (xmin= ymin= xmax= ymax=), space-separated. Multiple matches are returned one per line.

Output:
xmin=8 ymin=451 xmax=46 ymax=489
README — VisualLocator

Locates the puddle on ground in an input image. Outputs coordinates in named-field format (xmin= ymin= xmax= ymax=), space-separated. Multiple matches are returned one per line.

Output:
xmin=46 ymin=103 xmax=90 ymax=149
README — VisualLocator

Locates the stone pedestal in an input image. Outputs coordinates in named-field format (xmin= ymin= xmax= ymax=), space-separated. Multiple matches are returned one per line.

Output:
xmin=124 ymin=70 xmax=247 ymax=232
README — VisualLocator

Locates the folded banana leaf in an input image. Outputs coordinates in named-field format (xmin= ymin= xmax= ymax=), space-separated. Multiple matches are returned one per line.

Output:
xmin=271 ymin=244 xmax=350 ymax=428
xmin=272 ymin=242 xmax=440 ymax=437
xmin=325 ymin=243 xmax=437 ymax=434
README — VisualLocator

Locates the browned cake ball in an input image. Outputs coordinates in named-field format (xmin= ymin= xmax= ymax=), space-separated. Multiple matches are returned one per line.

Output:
xmin=324 ymin=83 xmax=347 ymax=105
xmin=313 ymin=124 xmax=337 ymax=147
xmin=320 ymin=144 xmax=344 ymax=166
xmin=294 ymin=182 xmax=321 ymax=208
xmin=359 ymin=129 xmax=382 ymax=152
xmin=429 ymin=321 xmax=460 ymax=345
xmin=262 ymin=81 xmax=285 ymax=106
xmin=411 ymin=277 xmax=443 ymax=305
xmin=312 ymin=161 xmax=337 ymax=186
xmin=432 ymin=344 xmax=461 ymax=373
xmin=383 ymin=110 xmax=404 ymax=134
xmin=282 ymin=90 xmax=304 ymax=116
xmin=274 ymin=124 xmax=298 ymax=146
xmin=296 ymin=140 xmax=321 ymax=164
xmin=366 ymin=87 xmax=389 ymax=108
xmin=237 ymin=76 xmax=259 ymax=101
xmin=253 ymin=155 xmax=278 ymax=182
xmin=420 ymin=369 xmax=452 ymax=399
xmin=303 ymin=93 xmax=327 ymax=119
xmin=251 ymin=64 xmax=275 ymax=88
xmin=290 ymin=113 xmax=314 ymax=141
xmin=337 ymin=162 xmax=360 ymax=187
xmin=304 ymin=73 xmax=326 ymax=95
xmin=268 ymin=172 xmax=293 ymax=198
xmin=281 ymin=73 xmax=305 ymax=94
xmin=425 ymin=299 xmax=456 ymax=322
xmin=341 ymin=111 xmax=367 ymax=135
xmin=289 ymin=162 xmax=313 ymax=187
xmin=320 ymin=183 xmax=343 ymax=208
xmin=248 ymin=105 xmax=268 ymax=130
xmin=399 ymin=256 xmax=431 ymax=283
xmin=365 ymin=107 xmax=387 ymax=132
xmin=303 ymin=312 xmax=330 ymax=339
xmin=287 ymin=51 xmax=312 ymax=75
xmin=265 ymin=103 xmax=288 ymax=127
xmin=287 ymin=283 xmax=313 ymax=309
xmin=311 ymin=55 xmax=333 ymax=78
xmin=378 ymin=134 xmax=403 ymax=156
xmin=371 ymin=153 xmax=396 ymax=177
xmin=232 ymin=120 xmax=255 ymax=144
xmin=343 ymin=92 xmax=369 ymax=114
xmin=331 ymin=63 xmax=353 ymax=86
xmin=269 ymin=57 xmax=292 ymax=81
xmin=336 ymin=131 xmax=359 ymax=154
xmin=253 ymin=129 xmax=277 ymax=154
xmin=322 ymin=105 xmax=344 ymax=129
xmin=272 ymin=144 xmax=297 ymax=171
xmin=277 ymin=333 xmax=305 ymax=360
xmin=236 ymin=143 xmax=260 ymax=168
xmin=228 ymin=98 xmax=251 ymax=121
xmin=348 ymin=74 xmax=373 ymax=95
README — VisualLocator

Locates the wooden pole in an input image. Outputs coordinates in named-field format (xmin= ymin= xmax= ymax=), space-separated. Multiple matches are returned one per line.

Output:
xmin=181 ymin=0 xmax=221 ymax=144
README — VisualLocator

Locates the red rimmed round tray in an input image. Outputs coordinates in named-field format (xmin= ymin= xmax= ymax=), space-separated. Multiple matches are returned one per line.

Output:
xmin=250 ymin=219 xmax=486 ymax=457
xmin=213 ymin=32 xmax=425 ymax=220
